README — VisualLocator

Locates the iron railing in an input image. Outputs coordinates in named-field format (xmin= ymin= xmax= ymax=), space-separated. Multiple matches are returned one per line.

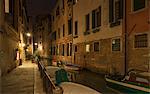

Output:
xmin=37 ymin=61 xmax=63 ymax=94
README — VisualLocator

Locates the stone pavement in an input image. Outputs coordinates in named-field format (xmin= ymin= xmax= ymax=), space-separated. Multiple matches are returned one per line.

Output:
xmin=1 ymin=61 xmax=45 ymax=94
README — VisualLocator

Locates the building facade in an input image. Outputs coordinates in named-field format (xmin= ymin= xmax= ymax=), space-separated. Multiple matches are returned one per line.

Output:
xmin=50 ymin=0 xmax=74 ymax=64
xmin=0 ymin=0 xmax=28 ymax=75
xmin=33 ymin=15 xmax=51 ymax=63
xmin=50 ymin=0 xmax=149 ymax=74
xmin=126 ymin=0 xmax=150 ymax=72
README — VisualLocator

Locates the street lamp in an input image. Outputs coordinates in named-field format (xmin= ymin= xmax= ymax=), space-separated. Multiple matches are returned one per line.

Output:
xmin=26 ymin=33 xmax=31 ymax=37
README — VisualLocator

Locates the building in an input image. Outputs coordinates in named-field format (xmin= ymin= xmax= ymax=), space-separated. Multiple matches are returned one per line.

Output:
xmin=50 ymin=0 xmax=149 ymax=75
xmin=33 ymin=15 xmax=51 ymax=64
xmin=50 ymin=0 xmax=74 ymax=64
xmin=125 ymin=0 xmax=150 ymax=72
xmin=50 ymin=0 xmax=124 ymax=74
xmin=72 ymin=0 xmax=124 ymax=74
xmin=0 ymin=0 xmax=28 ymax=75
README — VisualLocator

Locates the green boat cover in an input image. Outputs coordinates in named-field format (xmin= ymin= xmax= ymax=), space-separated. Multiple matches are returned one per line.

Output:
xmin=55 ymin=69 xmax=69 ymax=85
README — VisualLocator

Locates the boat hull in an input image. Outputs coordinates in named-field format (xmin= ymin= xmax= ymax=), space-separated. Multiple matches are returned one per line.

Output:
xmin=105 ymin=77 xmax=150 ymax=94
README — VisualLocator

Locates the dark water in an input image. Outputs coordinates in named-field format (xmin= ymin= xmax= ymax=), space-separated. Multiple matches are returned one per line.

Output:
xmin=71 ymin=69 xmax=121 ymax=94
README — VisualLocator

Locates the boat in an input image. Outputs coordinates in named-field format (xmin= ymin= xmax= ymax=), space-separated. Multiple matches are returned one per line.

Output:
xmin=105 ymin=69 xmax=150 ymax=94
xmin=46 ymin=66 xmax=101 ymax=94
xmin=60 ymin=82 xmax=101 ymax=94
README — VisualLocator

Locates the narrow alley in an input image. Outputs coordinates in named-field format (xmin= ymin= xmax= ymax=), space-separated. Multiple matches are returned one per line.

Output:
xmin=1 ymin=61 xmax=45 ymax=94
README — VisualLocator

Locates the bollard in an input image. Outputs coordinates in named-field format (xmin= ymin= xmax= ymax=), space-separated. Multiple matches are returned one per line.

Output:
xmin=52 ymin=86 xmax=63 ymax=94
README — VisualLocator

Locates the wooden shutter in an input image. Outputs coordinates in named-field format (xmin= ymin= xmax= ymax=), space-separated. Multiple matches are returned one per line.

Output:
xmin=109 ymin=0 xmax=114 ymax=22
xmin=119 ymin=0 xmax=123 ymax=19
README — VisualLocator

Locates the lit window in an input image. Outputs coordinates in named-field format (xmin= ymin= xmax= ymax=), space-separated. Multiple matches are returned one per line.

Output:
xmin=112 ymin=39 xmax=120 ymax=51
xmin=133 ymin=0 xmax=145 ymax=11
xmin=86 ymin=44 xmax=90 ymax=52
xmin=134 ymin=34 xmax=148 ymax=48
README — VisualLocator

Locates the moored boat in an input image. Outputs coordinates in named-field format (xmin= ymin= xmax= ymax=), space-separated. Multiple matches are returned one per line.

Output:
xmin=105 ymin=70 xmax=150 ymax=94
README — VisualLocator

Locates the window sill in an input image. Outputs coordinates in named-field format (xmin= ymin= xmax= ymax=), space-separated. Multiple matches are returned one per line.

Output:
xmin=92 ymin=27 xmax=100 ymax=33
xmin=110 ymin=21 xmax=120 ymax=27
xmin=84 ymin=31 xmax=90 ymax=35
xmin=73 ymin=35 xmax=78 ymax=38
xmin=131 ymin=7 xmax=148 ymax=14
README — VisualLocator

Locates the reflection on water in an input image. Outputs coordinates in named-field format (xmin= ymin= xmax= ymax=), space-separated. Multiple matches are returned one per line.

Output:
xmin=69 ymin=69 xmax=120 ymax=94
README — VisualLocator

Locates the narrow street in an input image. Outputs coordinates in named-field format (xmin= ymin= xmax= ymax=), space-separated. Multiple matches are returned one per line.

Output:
xmin=1 ymin=61 xmax=45 ymax=94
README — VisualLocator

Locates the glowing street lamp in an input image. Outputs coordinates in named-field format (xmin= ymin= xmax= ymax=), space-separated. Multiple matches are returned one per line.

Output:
xmin=26 ymin=33 xmax=31 ymax=37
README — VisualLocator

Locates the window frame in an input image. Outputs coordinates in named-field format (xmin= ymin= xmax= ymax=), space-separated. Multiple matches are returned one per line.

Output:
xmin=93 ymin=41 xmax=100 ymax=52
xmin=132 ymin=0 xmax=146 ymax=12
xmin=134 ymin=33 xmax=148 ymax=49
xmin=111 ymin=38 xmax=121 ymax=52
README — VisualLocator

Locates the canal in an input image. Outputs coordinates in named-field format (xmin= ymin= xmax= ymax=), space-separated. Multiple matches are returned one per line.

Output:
xmin=72 ymin=69 xmax=121 ymax=94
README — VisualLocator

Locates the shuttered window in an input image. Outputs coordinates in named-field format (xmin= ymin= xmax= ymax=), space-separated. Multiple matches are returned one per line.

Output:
xmin=75 ymin=21 xmax=78 ymax=35
xmin=68 ymin=19 xmax=72 ymax=35
xmin=62 ymin=44 xmax=65 ymax=56
xmin=92 ymin=10 xmax=96 ymax=29
xmin=63 ymin=24 xmax=65 ymax=37
xmin=109 ymin=0 xmax=123 ymax=23
xmin=85 ymin=14 xmax=90 ymax=31
xmin=70 ymin=43 xmax=72 ymax=56
xmin=67 ymin=43 xmax=69 ymax=56
xmin=92 ymin=6 xmax=101 ymax=29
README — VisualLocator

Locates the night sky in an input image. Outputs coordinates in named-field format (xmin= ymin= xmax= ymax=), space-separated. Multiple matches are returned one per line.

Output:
xmin=26 ymin=0 xmax=56 ymax=16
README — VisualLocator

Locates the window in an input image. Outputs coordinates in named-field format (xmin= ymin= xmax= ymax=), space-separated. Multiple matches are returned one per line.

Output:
xmin=133 ymin=0 xmax=145 ymax=11
xmin=53 ymin=31 xmax=56 ymax=40
xmin=94 ymin=42 xmax=100 ymax=52
xmin=53 ymin=46 xmax=56 ymax=55
xmin=63 ymin=24 xmax=65 ymax=37
xmin=74 ymin=45 xmax=78 ymax=52
xmin=67 ymin=43 xmax=69 ymax=56
xmin=62 ymin=44 xmax=65 ymax=56
xmin=75 ymin=21 xmax=78 ymax=35
xmin=92 ymin=10 xmax=96 ymax=29
xmin=134 ymin=34 xmax=148 ymax=48
xmin=92 ymin=7 xmax=101 ymax=29
xmin=86 ymin=44 xmax=90 ymax=52
xmin=85 ymin=14 xmax=90 ymax=31
xmin=70 ymin=43 xmax=72 ymax=56
xmin=56 ymin=6 xmax=60 ymax=16
xmin=68 ymin=19 xmax=72 ymax=35
xmin=112 ymin=39 xmax=120 ymax=51
xmin=58 ymin=28 xmax=60 ymax=39
xmin=96 ymin=7 xmax=101 ymax=27
xmin=62 ymin=0 xmax=65 ymax=9
xmin=57 ymin=45 xmax=59 ymax=55
xmin=109 ymin=0 xmax=123 ymax=23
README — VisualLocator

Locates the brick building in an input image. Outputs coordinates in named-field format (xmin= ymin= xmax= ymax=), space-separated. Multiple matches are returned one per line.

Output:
xmin=0 ymin=0 xmax=28 ymax=75
xmin=50 ymin=0 xmax=149 ymax=74
xmin=125 ymin=0 xmax=150 ymax=72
